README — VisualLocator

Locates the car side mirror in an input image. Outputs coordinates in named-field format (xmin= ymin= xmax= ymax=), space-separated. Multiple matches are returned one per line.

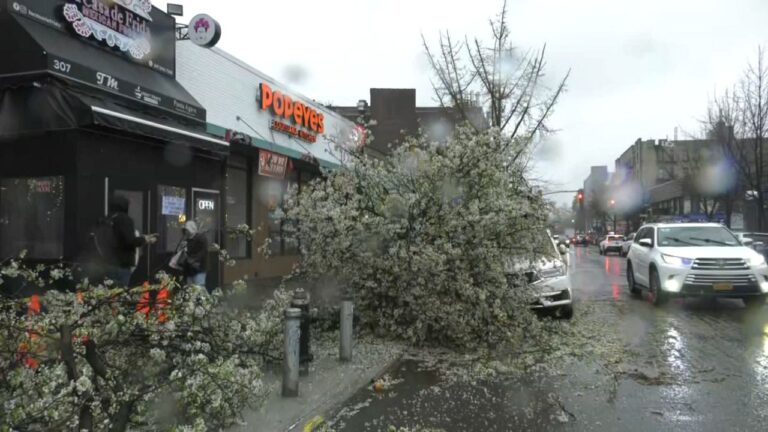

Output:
xmin=558 ymin=244 xmax=568 ymax=255
xmin=742 ymin=238 xmax=755 ymax=247
xmin=638 ymin=238 xmax=652 ymax=248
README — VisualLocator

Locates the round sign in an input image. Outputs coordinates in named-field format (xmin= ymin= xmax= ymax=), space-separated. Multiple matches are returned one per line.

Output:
xmin=189 ymin=14 xmax=221 ymax=48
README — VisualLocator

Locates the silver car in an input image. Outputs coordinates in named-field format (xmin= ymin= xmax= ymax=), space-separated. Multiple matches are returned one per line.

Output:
xmin=620 ymin=233 xmax=636 ymax=257
xmin=506 ymin=231 xmax=574 ymax=319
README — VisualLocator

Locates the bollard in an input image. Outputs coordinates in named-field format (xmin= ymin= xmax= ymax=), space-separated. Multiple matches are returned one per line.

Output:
xmin=282 ymin=308 xmax=301 ymax=397
xmin=291 ymin=289 xmax=313 ymax=376
xmin=339 ymin=295 xmax=354 ymax=362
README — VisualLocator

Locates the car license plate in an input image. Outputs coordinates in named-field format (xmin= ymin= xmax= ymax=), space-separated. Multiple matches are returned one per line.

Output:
xmin=713 ymin=282 xmax=733 ymax=291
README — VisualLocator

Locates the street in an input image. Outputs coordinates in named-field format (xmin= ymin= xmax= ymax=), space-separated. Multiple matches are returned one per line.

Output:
xmin=326 ymin=246 xmax=768 ymax=431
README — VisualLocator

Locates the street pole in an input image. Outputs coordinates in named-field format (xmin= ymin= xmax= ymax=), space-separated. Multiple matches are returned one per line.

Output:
xmin=340 ymin=294 xmax=354 ymax=362
xmin=282 ymin=308 xmax=301 ymax=397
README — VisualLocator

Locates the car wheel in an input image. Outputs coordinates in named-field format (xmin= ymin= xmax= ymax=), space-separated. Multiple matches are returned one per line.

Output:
xmin=626 ymin=261 xmax=641 ymax=296
xmin=743 ymin=295 xmax=767 ymax=309
xmin=649 ymin=268 xmax=668 ymax=306
xmin=559 ymin=305 xmax=574 ymax=319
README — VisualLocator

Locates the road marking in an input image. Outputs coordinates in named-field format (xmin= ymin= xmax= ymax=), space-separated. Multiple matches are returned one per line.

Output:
xmin=304 ymin=416 xmax=325 ymax=432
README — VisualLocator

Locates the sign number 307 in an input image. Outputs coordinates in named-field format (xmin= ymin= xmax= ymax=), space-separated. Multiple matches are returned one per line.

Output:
xmin=53 ymin=59 xmax=72 ymax=74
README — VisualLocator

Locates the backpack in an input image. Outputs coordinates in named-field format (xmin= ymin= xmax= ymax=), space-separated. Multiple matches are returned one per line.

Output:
xmin=90 ymin=215 xmax=118 ymax=262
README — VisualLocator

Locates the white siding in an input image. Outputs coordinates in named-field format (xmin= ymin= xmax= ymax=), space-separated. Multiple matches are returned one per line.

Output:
xmin=176 ymin=41 xmax=358 ymax=166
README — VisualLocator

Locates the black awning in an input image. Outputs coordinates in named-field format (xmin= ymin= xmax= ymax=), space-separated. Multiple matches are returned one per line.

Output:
xmin=0 ymin=81 xmax=229 ymax=155
xmin=2 ymin=13 xmax=206 ymax=124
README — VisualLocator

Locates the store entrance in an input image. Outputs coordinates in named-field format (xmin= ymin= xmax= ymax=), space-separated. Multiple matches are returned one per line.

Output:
xmin=110 ymin=186 xmax=152 ymax=286
xmin=192 ymin=188 xmax=221 ymax=291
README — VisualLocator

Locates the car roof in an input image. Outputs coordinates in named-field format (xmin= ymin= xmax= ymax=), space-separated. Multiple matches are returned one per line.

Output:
xmin=642 ymin=222 xmax=724 ymax=229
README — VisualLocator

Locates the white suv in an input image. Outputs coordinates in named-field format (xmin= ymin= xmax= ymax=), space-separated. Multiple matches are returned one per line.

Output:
xmin=626 ymin=223 xmax=768 ymax=307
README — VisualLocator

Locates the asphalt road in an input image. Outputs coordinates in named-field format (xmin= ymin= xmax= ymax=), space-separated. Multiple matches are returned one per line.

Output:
xmin=326 ymin=246 xmax=768 ymax=432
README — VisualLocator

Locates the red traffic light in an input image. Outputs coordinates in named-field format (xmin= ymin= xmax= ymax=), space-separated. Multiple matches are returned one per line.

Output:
xmin=577 ymin=192 xmax=584 ymax=202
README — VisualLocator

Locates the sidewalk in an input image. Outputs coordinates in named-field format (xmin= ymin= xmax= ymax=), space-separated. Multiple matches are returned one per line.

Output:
xmin=231 ymin=336 xmax=404 ymax=432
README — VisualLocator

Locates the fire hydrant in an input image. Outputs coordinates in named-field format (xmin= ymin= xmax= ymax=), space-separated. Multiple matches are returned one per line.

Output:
xmin=291 ymin=289 xmax=313 ymax=376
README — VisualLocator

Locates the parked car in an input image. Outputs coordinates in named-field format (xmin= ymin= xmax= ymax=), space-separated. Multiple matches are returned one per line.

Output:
xmin=600 ymin=234 xmax=625 ymax=255
xmin=626 ymin=223 xmax=768 ymax=307
xmin=505 ymin=231 xmax=573 ymax=319
xmin=734 ymin=232 xmax=768 ymax=259
xmin=620 ymin=233 xmax=636 ymax=257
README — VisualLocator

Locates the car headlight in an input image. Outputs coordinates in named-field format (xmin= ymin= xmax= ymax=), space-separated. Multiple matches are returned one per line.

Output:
xmin=661 ymin=254 xmax=693 ymax=267
xmin=750 ymin=254 xmax=767 ymax=267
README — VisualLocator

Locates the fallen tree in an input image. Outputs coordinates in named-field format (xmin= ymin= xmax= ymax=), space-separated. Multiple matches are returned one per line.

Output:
xmin=0 ymin=256 xmax=288 ymax=431
xmin=280 ymin=125 xmax=554 ymax=350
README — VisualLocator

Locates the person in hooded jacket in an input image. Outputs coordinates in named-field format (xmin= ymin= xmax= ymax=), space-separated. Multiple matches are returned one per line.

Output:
xmin=176 ymin=221 xmax=209 ymax=289
xmin=105 ymin=195 xmax=157 ymax=286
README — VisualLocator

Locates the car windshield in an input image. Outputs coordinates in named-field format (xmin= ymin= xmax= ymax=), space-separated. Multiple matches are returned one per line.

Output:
xmin=607 ymin=236 xmax=624 ymax=241
xmin=657 ymin=226 xmax=740 ymax=247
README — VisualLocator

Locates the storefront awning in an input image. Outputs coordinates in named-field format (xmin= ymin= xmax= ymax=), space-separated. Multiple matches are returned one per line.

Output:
xmin=1 ymin=11 xmax=206 ymax=124
xmin=0 ymin=81 xmax=228 ymax=154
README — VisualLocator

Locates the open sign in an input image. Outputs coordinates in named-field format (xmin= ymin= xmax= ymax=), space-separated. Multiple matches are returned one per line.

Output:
xmin=198 ymin=199 xmax=215 ymax=211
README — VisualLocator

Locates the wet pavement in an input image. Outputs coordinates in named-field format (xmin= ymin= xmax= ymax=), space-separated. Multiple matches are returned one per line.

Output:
xmin=326 ymin=246 xmax=768 ymax=431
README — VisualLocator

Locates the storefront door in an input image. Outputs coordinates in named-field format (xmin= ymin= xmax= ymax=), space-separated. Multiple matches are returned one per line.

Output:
xmin=192 ymin=188 xmax=221 ymax=290
xmin=111 ymin=187 xmax=152 ymax=286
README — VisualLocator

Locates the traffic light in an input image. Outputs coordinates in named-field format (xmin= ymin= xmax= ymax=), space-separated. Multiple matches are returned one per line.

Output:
xmin=577 ymin=190 xmax=584 ymax=204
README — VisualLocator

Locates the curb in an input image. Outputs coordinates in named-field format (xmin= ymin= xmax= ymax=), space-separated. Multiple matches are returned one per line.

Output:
xmin=288 ymin=352 xmax=404 ymax=432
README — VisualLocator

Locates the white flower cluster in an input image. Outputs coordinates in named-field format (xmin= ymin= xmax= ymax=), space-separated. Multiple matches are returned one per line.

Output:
xmin=0 ymin=262 xmax=279 ymax=430
xmin=277 ymin=125 xmax=554 ymax=349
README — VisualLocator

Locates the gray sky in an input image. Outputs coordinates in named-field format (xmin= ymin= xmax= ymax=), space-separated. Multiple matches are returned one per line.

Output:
xmin=161 ymin=0 xmax=768 ymax=204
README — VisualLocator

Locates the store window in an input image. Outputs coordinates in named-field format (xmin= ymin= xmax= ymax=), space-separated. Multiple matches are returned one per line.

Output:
xmin=0 ymin=176 xmax=65 ymax=259
xmin=158 ymin=185 xmax=187 ymax=253
xmin=226 ymin=158 xmax=249 ymax=259
xmin=261 ymin=169 xmax=299 ymax=256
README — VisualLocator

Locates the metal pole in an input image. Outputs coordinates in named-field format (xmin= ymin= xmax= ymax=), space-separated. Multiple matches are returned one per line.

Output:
xmin=290 ymin=289 xmax=313 ymax=376
xmin=282 ymin=308 xmax=301 ymax=397
xmin=339 ymin=296 xmax=353 ymax=362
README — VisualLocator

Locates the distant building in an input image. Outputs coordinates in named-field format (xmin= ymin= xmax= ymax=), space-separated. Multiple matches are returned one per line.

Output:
xmin=582 ymin=166 xmax=610 ymax=232
xmin=614 ymin=137 xmax=747 ymax=230
xmin=330 ymin=88 xmax=487 ymax=158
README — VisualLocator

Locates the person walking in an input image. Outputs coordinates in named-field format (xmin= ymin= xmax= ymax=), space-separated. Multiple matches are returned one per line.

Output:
xmin=171 ymin=221 xmax=209 ymax=289
xmin=102 ymin=195 xmax=157 ymax=286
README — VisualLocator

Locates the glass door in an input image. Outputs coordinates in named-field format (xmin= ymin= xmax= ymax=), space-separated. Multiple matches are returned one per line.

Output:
xmin=111 ymin=187 xmax=151 ymax=286
xmin=192 ymin=188 xmax=221 ymax=290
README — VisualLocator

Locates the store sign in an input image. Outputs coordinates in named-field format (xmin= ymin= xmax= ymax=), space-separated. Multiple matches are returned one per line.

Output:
xmin=258 ymin=150 xmax=289 ymax=179
xmin=189 ymin=13 xmax=221 ymax=48
xmin=198 ymin=199 xmax=215 ymax=211
xmin=10 ymin=0 xmax=177 ymax=77
xmin=63 ymin=0 xmax=152 ymax=60
xmin=259 ymin=83 xmax=324 ymax=144
xmin=47 ymin=56 xmax=205 ymax=121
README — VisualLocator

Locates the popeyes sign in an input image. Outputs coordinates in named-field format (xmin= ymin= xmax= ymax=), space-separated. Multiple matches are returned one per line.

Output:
xmin=259 ymin=83 xmax=324 ymax=143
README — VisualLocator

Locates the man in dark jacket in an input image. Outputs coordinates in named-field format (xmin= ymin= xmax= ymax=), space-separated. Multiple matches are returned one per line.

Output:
xmin=106 ymin=194 xmax=156 ymax=286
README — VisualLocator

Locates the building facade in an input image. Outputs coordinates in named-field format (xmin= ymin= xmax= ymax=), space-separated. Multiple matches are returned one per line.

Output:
xmin=174 ymin=41 xmax=362 ymax=284
xmin=331 ymin=88 xmax=486 ymax=157
xmin=0 ymin=0 xmax=362 ymax=291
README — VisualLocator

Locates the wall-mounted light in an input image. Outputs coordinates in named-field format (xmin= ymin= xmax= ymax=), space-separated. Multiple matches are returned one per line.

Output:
xmin=167 ymin=3 xmax=184 ymax=16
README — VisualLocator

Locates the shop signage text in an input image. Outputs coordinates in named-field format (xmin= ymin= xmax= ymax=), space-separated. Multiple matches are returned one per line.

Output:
xmin=259 ymin=83 xmax=324 ymax=143
xmin=63 ymin=0 xmax=153 ymax=60
xmin=258 ymin=150 xmax=288 ymax=179
xmin=198 ymin=199 xmax=215 ymax=211
xmin=10 ymin=0 xmax=177 ymax=77
xmin=161 ymin=196 xmax=185 ymax=216
xmin=47 ymin=56 xmax=205 ymax=121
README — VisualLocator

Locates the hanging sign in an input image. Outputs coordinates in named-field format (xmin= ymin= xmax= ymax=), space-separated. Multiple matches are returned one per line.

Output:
xmin=258 ymin=150 xmax=289 ymax=179
xmin=189 ymin=13 xmax=222 ymax=48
